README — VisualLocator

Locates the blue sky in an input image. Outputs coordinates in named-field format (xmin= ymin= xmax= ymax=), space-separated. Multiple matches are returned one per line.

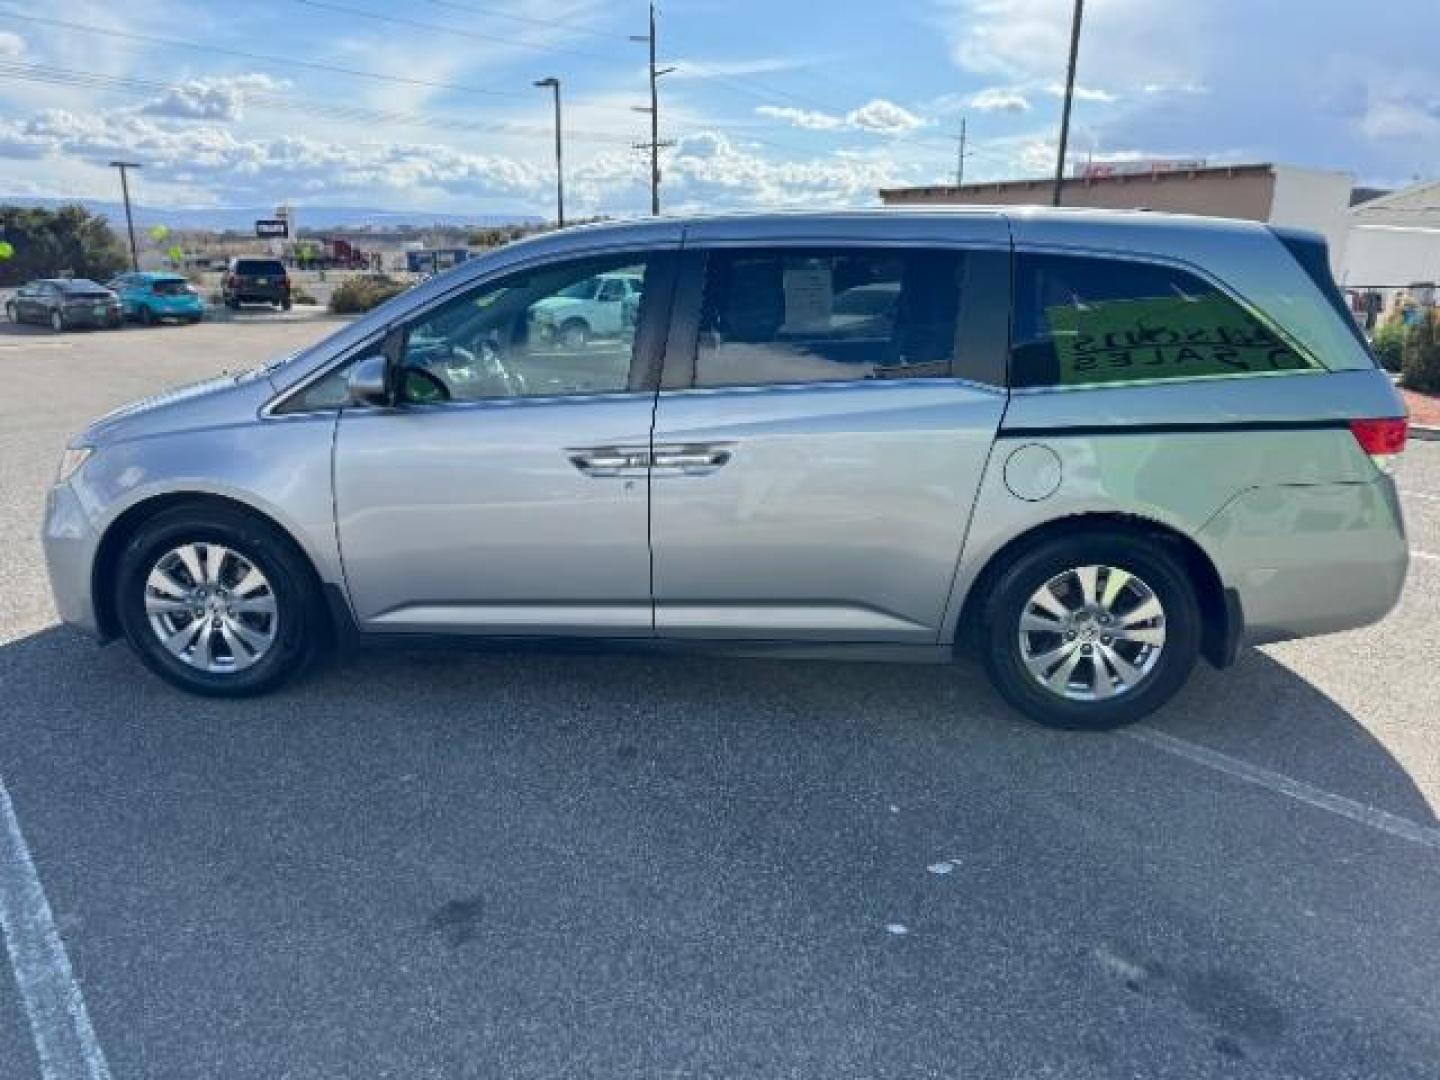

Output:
xmin=0 ymin=0 xmax=1437 ymax=216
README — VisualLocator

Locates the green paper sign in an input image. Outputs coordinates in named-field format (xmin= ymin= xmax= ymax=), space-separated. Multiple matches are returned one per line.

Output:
xmin=1045 ymin=295 xmax=1317 ymax=386
xmin=0 ymin=241 xmax=12 ymax=260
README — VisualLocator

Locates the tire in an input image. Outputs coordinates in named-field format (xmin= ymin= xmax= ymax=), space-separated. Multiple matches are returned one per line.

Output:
xmin=559 ymin=319 xmax=588 ymax=349
xmin=280 ymin=298 xmax=292 ymax=312
xmin=114 ymin=506 xmax=325 ymax=697
xmin=978 ymin=531 xmax=1200 ymax=731
xmin=50 ymin=308 xmax=65 ymax=332
xmin=139 ymin=305 xmax=154 ymax=326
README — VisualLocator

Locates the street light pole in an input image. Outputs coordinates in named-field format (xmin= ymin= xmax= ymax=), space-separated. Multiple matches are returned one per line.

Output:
xmin=1052 ymin=0 xmax=1085 ymax=207
xmin=533 ymin=77 xmax=564 ymax=228
xmin=108 ymin=160 xmax=141 ymax=270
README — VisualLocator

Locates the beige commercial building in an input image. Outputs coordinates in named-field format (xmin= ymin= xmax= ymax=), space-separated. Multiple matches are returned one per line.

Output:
xmin=879 ymin=163 xmax=1354 ymax=273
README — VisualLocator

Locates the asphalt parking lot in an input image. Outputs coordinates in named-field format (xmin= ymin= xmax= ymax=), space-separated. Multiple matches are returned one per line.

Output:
xmin=1 ymin=316 xmax=1438 ymax=1079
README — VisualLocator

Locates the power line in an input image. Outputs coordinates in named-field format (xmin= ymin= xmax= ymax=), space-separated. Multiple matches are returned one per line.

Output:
xmin=0 ymin=59 xmax=637 ymax=145
xmin=291 ymin=0 xmax=616 ymax=63
xmin=0 ymin=9 xmax=614 ymax=106
xmin=415 ymin=0 xmax=622 ymax=41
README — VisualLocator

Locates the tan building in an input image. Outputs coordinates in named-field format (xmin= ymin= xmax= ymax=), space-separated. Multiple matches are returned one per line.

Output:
xmin=879 ymin=162 xmax=1354 ymax=272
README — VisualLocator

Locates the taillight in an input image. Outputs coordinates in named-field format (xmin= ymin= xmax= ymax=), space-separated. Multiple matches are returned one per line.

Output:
xmin=1349 ymin=417 xmax=1408 ymax=470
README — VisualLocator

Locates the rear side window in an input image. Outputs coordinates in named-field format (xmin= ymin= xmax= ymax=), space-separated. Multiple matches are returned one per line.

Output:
xmin=690 ymin=248 xmax=965 ymax=387
xmin=1011 ymin=254 xmax=1319 ymax=389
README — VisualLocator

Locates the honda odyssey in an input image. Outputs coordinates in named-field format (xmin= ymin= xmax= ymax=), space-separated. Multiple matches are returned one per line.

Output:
xmin=43 ymin=209 xmax=1410 ymax=729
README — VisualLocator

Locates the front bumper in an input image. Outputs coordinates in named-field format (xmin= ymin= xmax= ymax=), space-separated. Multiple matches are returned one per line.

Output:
xmin=42 ymin=480 xmax=103 ymax=637
xmin=1199 ymin=476 xmax=1409 ymax=645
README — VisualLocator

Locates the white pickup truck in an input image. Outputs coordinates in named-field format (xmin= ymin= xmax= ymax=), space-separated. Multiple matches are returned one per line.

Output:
xmin=528 ymin=272 xmax=643 ymax=348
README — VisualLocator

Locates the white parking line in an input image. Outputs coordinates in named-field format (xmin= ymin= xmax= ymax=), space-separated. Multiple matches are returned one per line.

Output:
xmin=1412 ymin=550 xmax=1440 ymax=562
xmin=0 ymin=777 xmax=112 ymax=1080
xmin=1127 ymin=728 xmax=1440 ymax=852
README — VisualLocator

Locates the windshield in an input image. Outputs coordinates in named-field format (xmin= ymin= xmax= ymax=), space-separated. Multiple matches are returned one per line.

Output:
xmin=555 ymin=278 xmax=598 ymax=300
xmin=60 ymin=279 xmax=106 ymax=293
xmin=152 ymin=279 xmax=191 ymax=295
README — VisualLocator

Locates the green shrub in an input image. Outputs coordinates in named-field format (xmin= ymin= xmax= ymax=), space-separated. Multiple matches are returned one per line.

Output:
xmin=1372 ymin=320 xmax=1405 ymax=373
xmin=1402 ymin=310 xmax=1440 ymax=394
xmin=329 ymin=275 xmax=410 ymax=314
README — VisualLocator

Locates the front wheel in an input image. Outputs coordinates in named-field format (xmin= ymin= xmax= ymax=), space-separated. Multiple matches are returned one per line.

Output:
xmin=559 ymin=319 xmax=588 ymax=350
xmin=978 ymin=532 xmax=1200 ymax=730
xmin=114 ymin=507 xmax=324 ymax=697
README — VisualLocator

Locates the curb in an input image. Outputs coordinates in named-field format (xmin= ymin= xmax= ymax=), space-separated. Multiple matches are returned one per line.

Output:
xmin=1410 ymin=424 xmax=1440 ymax=442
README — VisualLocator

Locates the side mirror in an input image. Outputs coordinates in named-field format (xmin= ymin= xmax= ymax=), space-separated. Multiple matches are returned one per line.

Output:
xmin=346 ymin=354 xmax=391 ymax=406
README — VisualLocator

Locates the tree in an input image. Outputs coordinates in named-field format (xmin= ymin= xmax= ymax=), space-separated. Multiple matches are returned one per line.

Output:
xmin=1403 ymin=309 xmax=1440 ymax=394
xmin=0 ymin=204 xmax=130 ymax=285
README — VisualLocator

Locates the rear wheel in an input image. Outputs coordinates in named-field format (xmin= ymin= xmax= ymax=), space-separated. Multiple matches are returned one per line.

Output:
xmin=114 ymin=507 xmax=324 ymax=697
xmin=978 ymin=532 xmax=1200 ymax=730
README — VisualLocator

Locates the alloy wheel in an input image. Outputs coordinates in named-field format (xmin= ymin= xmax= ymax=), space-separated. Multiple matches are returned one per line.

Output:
xmin=1017 ymin=564 xmax=1167 ymax=702
xmin=143 ymin=543 xmax=279 ymax=673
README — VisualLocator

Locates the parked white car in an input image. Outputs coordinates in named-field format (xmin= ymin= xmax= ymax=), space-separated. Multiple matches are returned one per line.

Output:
xmin=528 ymin=271 xmax=643 ymax=348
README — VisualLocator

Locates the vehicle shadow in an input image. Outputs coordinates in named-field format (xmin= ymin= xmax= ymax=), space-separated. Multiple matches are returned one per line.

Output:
xmin=0 ymin=623 xmax=1433 ymax=831
xmin=1 ymin=624 xmax=1435 ymax=1078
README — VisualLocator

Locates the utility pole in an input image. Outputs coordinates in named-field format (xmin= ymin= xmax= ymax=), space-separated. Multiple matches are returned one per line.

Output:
xmin=955 ymin=118 xmax=968 ymax=187
xmin=108 ymin=160 xmax=141 ymax=270
xmin=631 ymin=2 xmax=674 ymax=215
xmin=1051 ymin=0 xmax=1084 ymax=207
xmin=533 ymin=77 xmax=564 ymax=227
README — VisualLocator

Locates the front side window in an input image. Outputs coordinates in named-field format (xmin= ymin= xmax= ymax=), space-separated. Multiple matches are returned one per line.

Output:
xmin=1011 ymin=253 xmax=1318 ymax=389
xmin=690 ymin=248 xmax=965 ymax=388
xmin=397 ymin=253 xmax=660 ymax=404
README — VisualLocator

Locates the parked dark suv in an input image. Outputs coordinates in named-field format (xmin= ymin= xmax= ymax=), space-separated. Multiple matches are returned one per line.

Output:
xmin=222 ymin=258 xmax=291 ymax=310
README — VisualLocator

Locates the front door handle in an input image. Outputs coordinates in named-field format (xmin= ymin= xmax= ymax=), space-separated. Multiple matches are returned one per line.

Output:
xmin=651 ymin=444 xmax=733 ymax=476
xmin=568 ymin=446 xmax=649 ymax=478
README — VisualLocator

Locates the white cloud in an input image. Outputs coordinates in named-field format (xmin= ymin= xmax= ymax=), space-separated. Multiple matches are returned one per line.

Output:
xmin=0 ymin=103 xmax=926 ymax=214
xmin=847 ymin=99 xmax=926 ymax=134
xmin=969 ymin=87 xmax=1031 ymax=113
xmin=0 ymin=31 xmax=25 ymax=57
xmin=755 ymin=98 xmax=926 ymax=135
xmin=140 ymin=74 xmax=289 ymax=122
xmin=1359 ymin=98 xmax=1440 ymax=141
xmin=755 ymin=105 xmax=846 ymax=131
xmin=668 ymin=57 xmax=809 ymax=80
xmin=1044 ymin=82 xmax=1117 ymax=104
xmin=657 ymin=132 xmax=915 ymax=210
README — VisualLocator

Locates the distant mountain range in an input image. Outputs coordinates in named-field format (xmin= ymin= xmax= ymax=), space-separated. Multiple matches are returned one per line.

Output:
xmin=0 ymin=196 xmax=541 ymax=232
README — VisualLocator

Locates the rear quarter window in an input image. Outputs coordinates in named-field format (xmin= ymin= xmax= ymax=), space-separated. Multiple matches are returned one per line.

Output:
xmin=1011 ymin=253 xmax=1319 ymax=389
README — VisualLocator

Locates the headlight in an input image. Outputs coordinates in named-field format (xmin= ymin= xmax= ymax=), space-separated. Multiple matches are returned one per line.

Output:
xmin=56 ymin=445 xmax=93 ymax=484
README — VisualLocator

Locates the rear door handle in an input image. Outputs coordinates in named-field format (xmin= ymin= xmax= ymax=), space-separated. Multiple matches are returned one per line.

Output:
xmin=651 ymin=444 xmax=733 ymax=476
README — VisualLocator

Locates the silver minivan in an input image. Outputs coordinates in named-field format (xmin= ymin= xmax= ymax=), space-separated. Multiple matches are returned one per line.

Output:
xmin=43 ymin=209 xmax=1410 ymax=729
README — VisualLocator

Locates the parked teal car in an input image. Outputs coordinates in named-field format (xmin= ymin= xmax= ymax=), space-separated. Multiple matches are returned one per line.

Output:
xmin=107 ymin=272 xmax=206 ymax=325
